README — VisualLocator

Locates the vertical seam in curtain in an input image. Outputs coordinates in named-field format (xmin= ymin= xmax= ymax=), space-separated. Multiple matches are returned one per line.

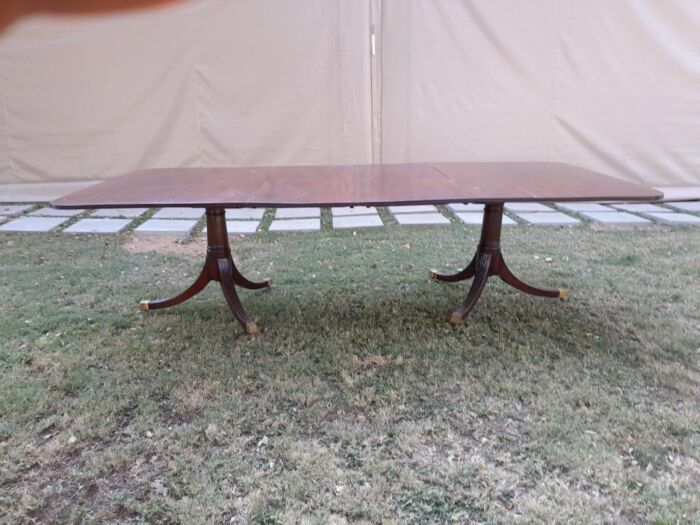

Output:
xmin=549 ymin=0 xmax=563 ymax=163
xmin=190 ymin=1 xmax=205 ymax=166
xmin=375 ymin=0 xmax=383 ymax=164
xmin=370 ymin=0 xmax=381 ymax=164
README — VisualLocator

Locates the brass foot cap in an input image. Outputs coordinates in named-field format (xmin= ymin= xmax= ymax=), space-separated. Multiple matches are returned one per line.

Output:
xmin=245 ymin=322 xmax=258 ymax=335
xmin=139 ymin=300 xmax=150 ymax=311
xmin=559 ymin=289 xmax=570 ymax=299
xmin=429 ymin=270 xmax=438 ymax=280
xmin=449 ymin=311 xmax=464 ymax=325
xmin=264 ymin=278 xmax=272 ymax=288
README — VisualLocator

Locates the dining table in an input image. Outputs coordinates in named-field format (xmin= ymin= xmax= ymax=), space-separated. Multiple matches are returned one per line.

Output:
xmin=52 ymin=162 xmax=663 ymax=334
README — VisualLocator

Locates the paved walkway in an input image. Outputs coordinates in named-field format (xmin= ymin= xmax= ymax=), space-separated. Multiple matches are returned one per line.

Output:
xmin=1 ymin=201 xmax=699 ymax=235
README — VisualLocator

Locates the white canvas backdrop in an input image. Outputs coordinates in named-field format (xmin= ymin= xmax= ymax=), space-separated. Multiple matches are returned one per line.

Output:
xmin=380 ymin=0 xmax=700 ymax=186
xmin=0 ymin=0 xmax=698 ymax=186
xmin=0 ymin=0 xmax=374 ymax=183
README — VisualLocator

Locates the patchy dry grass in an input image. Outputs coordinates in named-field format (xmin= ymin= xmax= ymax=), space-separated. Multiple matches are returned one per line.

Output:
xmin=1 ymin=222 xmax=699 ymax=524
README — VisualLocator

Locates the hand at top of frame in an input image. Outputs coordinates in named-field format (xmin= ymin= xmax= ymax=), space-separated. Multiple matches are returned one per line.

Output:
xmin=0 ymin=0 xmax=182 ymax=32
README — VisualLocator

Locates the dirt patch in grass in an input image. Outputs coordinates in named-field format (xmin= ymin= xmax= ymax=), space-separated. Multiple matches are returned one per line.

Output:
xmin=123 ymin=235 xmax=251 ymax=267
xmin=122 ymin=235 xmax=207 ymax=257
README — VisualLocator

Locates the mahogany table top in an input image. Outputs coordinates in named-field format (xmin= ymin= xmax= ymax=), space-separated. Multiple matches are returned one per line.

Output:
xmin=52 ymin=162 xmax=662 ymax=209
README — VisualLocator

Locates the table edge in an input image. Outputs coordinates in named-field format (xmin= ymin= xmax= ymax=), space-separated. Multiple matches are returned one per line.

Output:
xmin=51 ymin=193 xmax=664 ymax=210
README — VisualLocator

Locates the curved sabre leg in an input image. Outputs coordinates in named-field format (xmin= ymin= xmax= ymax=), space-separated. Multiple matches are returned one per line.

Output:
xmin=449 ymin=253 xmax=492 ymax=325
xmin=217 ymin=258 xmax=258 ymax=335
xmin=430 ymin=256 xmax=477 ymax=282
xmin=140 ymin=263 xmax=210 ymax=311
xmin=228 ymin=263 xmax=272 ymax=290
xmin=498 ymin=258 xmax=567 ymax=298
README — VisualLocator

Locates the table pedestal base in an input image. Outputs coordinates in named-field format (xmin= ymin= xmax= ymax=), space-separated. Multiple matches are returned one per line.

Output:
xmin=430 ymin=203 xmax=568 ymax=325
xmin=139 ymin=208 xmax=269 ymax=334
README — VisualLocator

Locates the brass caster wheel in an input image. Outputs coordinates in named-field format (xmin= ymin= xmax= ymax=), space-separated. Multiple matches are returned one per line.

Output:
xmin=449 ymin=311 xmax=464 ymax=326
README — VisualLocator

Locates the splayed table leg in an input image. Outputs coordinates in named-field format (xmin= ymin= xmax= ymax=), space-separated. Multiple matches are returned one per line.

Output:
xmin=140 ymin=208 xmax=270 ymax=334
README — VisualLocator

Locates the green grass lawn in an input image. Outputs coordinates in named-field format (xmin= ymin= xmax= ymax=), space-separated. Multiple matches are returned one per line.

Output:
xmin=1 ymin=223 xmax=699 ymax=524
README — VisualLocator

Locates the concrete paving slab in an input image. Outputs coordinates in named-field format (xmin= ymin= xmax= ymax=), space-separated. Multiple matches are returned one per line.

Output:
xmin=388 ymin=205 xmax=437 ymax=214
xmin=331 ymin=206 xmax=377 ymax=216
xmin=642 ymin=212 xmax=700 ymax=225
xmin=225 ymin=208 xmax=266 ymax=220
xmin=456 ymin=213 xmax=516 ymax=225
xmin=446 ymin=203 xmax=484 ymax=213
xmin=134 ymin=219 xmax=197 ymax=237
xmin=92 ymin=207 xmax=148 ymax=218
xmin=203 ymin=220 xmax=260 ymax=234
xmin=516 ymin=212 xmax=580 ymax=225
xmin=275 ymin=207 xmax=321 ymax=219
xmin=0 ymin=216 xmax=69 ymax=232
xmin=269 ymin=218 xmax=321 ymax=232
xmin=505 ymin=202 xmax=554 ymax=212
xmin=394 ymin=212 xmax=450 ymax=225
xmin=580 ymin=211 xmax=652 ymax=226
xmin=0 ymin=204 xmax=33 ymax=216
xmin=227 ymin=220 xmax=260 ymax=233
xmin=152 ymin=207 xmax=205 ymax=219
xmin=666 ymin=201 xmax=700 ymax=213
xmin=63 ymin=218 xmax=131 ymax=234
xmin=555 ymin=202 xmax=613 ymax=213
xmin=0 ymin=216 xmax=7 ymax=222
xmin=29 ymin=207 xmax=85 ymax=217
xmin=609 ymin=203 xmax=671 ymax=213
xmin=332 ymin=214 xmax=383 ymax=229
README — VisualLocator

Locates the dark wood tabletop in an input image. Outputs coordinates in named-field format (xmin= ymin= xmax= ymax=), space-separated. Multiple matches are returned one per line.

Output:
xmin=52 ymin=162 xmax=662 ymax=209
